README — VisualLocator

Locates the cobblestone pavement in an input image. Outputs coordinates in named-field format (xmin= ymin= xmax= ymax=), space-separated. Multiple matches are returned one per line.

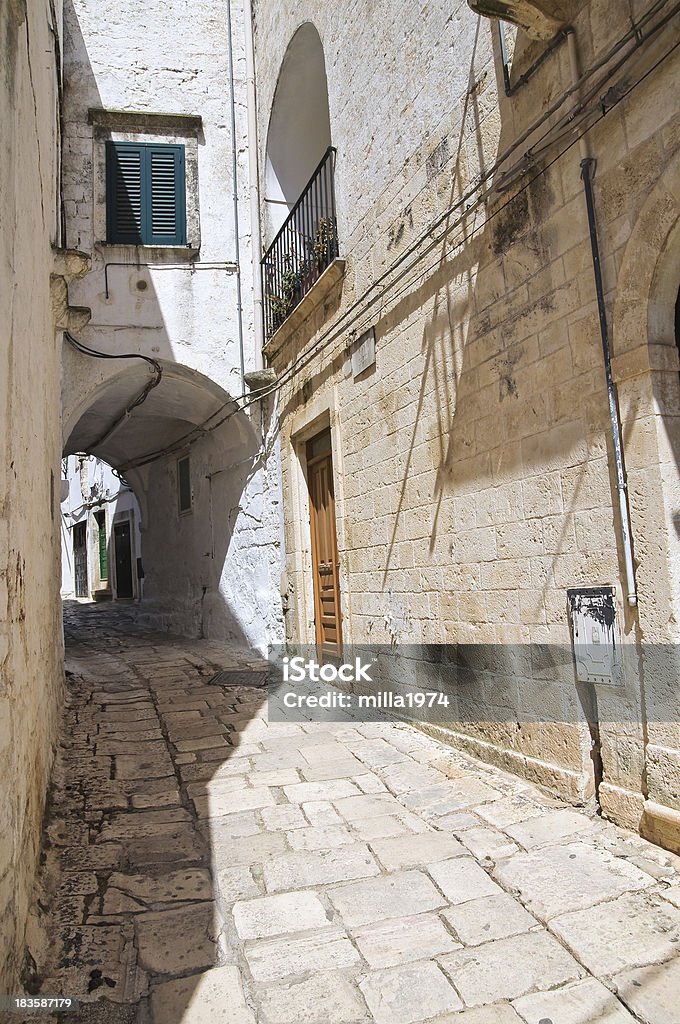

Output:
xmin=19 ymin=603 xmax=680 ymax=1023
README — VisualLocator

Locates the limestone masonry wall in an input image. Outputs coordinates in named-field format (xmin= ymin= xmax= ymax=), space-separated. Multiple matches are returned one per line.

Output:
xmin=254 ymin=0 xmax=680 ymax=844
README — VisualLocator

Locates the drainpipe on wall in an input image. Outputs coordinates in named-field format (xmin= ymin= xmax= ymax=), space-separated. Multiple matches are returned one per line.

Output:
xmin=567 ymin=27 xmax=643 ymax=814
xmin=243 ymin=0 xmax=265 ymax=371
xmin=566 ymin=29 xmax=638 ymax=609
xmin=226 ymin=0 xmax=247 ymax=397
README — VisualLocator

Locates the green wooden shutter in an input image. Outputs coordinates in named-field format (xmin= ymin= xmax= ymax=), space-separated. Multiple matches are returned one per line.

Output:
xmin=107 ymin=142 xmax=144 ymax=244
xmin=148 ymin=145 xmax=186 ymax=245
xmin=107 ymin=142 xmax=186 ymax=245
xmin=96 ymin=511 xmax=108 ymax=580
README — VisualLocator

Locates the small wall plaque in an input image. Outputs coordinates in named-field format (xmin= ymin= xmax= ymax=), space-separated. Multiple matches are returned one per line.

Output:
xmin=352 ymin=327 xmax=376 ymax=378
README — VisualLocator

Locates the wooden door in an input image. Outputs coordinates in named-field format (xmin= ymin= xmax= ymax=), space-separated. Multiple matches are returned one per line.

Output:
xmin=307 ymin=429 xmax=342 ymax=658
xmin=114 ymin=521 xmax=134 ymax=599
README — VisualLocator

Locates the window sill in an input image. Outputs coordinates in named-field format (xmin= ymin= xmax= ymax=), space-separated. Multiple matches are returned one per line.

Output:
xmin=263 ymin=257 xmax=346 ymax=360
xmin=96 ymin=242 xmax=200 ymax=257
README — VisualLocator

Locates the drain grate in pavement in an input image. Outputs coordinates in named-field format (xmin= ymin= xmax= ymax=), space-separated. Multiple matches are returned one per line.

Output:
xmin=207 ymin=669 xmax=269 ymax=688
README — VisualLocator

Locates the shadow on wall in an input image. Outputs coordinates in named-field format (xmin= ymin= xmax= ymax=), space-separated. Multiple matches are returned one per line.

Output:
xmin=273 ymin=11 xmax=680 ymax=803
xmin=344 ymin=12 xmax=680 ymax=811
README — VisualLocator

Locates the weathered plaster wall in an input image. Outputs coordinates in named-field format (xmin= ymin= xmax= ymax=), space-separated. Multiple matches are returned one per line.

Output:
xmin=254 ymin=0 xmax=680 ymax=842
xmin=60 ymin=0 xmax=283 ymax=652
xmin=0 ymin=0 xmax=63 ymax=989
xmin=136 ymin=406 xmax=283 ymax=654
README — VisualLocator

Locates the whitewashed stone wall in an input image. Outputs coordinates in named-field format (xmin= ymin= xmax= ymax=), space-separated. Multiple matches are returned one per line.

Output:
xmin=61 ymin=0 xmax=283 ymax=653
xmin=0 ymin=0 xmax=64 ymax=990
xmin=254 ymin=0 xmax=680 ymax=845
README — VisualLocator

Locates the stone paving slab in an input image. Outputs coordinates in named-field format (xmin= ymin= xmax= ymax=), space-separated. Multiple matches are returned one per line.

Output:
xmin=611 ymin=958 xmax=680 ymax=1023
xmin=20 ymin=603 xmax=680 ymax=1024
xmin=512 ymin=978 xmax=638 ymax=1023
xmin=352 ymin=911 xmax=460 ymax=968
xmin=359 ymin=961 xmax=463 ymax=1023
xmin=244 ymin=927 xmax=362 ymax=981
xmin=441 ymin=891 xmax=538 ymax=946
xmin=257 ymin=972 xmax=369 ymax=1024
xmin=150 ymin=965 xmax=256 ymax=1024
xmin=550 ymin=890 xmax=680 ymax=976
xmin=439 ymin=929 xmax=585 ymax=1006
xmin=327 ymin=870 xmax=446 ymax=927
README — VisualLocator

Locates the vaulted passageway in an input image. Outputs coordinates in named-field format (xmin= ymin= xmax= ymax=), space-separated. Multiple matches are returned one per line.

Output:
xmin=62 ymin=353 xmax=282 ymax=652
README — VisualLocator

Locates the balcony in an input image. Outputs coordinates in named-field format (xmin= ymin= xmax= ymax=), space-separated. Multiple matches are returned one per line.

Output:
xmin=261 ymin=147 xmax=339 ymax=340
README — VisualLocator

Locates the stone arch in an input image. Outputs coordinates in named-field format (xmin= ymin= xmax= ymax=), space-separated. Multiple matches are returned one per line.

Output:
xmin=264 ymin=22 xmax=332 ymax=240
xmin=610 ymin=148 xmax=680 ymax=643
xmin=612 ymin=148 xmax=680 ymax=361
xmin=62 ymin=358 xmax=253 ymax=469
xmin=60 ymin=356 xmax=281 ymax=652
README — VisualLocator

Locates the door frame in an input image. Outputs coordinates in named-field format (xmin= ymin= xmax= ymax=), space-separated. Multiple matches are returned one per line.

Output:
xmin=288 ymin=395 xmax=351 ymax=648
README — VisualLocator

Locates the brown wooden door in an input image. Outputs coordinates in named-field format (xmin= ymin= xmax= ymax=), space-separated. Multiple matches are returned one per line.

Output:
xmin=307 ymin=429 xmax=342 ymax=658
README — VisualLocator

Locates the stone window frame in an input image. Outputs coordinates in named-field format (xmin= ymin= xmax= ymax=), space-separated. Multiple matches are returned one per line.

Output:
xmin=89 ymin=108 xmax=202 ymax=254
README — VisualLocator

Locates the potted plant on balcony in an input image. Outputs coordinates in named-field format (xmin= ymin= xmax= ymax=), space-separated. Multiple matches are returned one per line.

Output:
xmin=268 ymin=254 xmax=304 ymax=332
xmin=313 ymin=217 xmax=336 ymax=273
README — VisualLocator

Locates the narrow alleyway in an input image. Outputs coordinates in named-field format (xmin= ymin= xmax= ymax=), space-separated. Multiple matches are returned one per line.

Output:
xmin=22 ymin=604 xmax=680 ymax=1023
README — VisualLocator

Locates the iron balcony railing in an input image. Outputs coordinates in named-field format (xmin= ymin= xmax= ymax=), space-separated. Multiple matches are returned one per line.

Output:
xmin=262 ymin=147 xmax=338 ymax=339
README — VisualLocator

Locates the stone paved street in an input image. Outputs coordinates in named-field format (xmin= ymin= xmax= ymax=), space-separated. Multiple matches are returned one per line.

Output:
xmin=21 ymin=604 xmax=680 ymax=1023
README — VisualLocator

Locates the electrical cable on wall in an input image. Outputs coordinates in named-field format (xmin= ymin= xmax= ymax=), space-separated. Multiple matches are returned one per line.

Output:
xmin=116 ymin=0 xmax=677 ymax=471
xmin=62 ymin=487 xmax=133 ymax=519
xmin=64 ymin=330 xmax=163 ymax=453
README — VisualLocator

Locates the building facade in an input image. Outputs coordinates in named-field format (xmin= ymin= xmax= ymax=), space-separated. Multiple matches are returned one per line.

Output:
xmin=61 ymin=456 xmax=143 ymax=602
xmin=1 ymin=0 xmax=283 ymax=990
xmin=253 ymin=0 xmax=680 ymax=848
xmin=60 ymin=0 xmax=283 ymax=653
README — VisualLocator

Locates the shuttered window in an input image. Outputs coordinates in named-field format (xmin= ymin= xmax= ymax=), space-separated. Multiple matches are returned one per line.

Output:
xmin=106 ymin=141 xmax=186 ymax=245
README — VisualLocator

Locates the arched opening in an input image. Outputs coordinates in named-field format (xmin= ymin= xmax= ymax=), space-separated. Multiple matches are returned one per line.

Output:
xmin=262 ymin=24 xmax=338 ymax=337
xmin=61 ymin=361 xmax=281 ymax=653
xmin=264 ymin=22 xmax=332 ymax=239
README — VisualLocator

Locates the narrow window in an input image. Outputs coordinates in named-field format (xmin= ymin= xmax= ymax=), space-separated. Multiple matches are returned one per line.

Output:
xmin=95 ymin=509 xmax=108 ymax=580
xmin=178 ymin=456 xmax=192 ymax=514
xmin=106 ymin=141 xmax=186 ymax=245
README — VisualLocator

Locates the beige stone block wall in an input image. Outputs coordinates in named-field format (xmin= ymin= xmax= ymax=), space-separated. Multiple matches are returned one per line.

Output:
xmin=0 ymin=0 xmax=64 ymax=990
xmin=255 ymin=0 xmax=680 ymax=841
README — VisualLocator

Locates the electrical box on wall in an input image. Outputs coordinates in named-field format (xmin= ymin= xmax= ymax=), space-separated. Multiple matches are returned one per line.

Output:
xmin=567 ymin=587 xmax=622 ymax=686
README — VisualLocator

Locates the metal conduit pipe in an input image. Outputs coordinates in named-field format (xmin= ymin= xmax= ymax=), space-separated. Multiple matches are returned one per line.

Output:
xmin=226 ymin=0 xmax=247 ymax=397
xmin=566 ymin=29 xmax=638 ymax=607
xmin=243 ymin=0 xmax=265 ymax=369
